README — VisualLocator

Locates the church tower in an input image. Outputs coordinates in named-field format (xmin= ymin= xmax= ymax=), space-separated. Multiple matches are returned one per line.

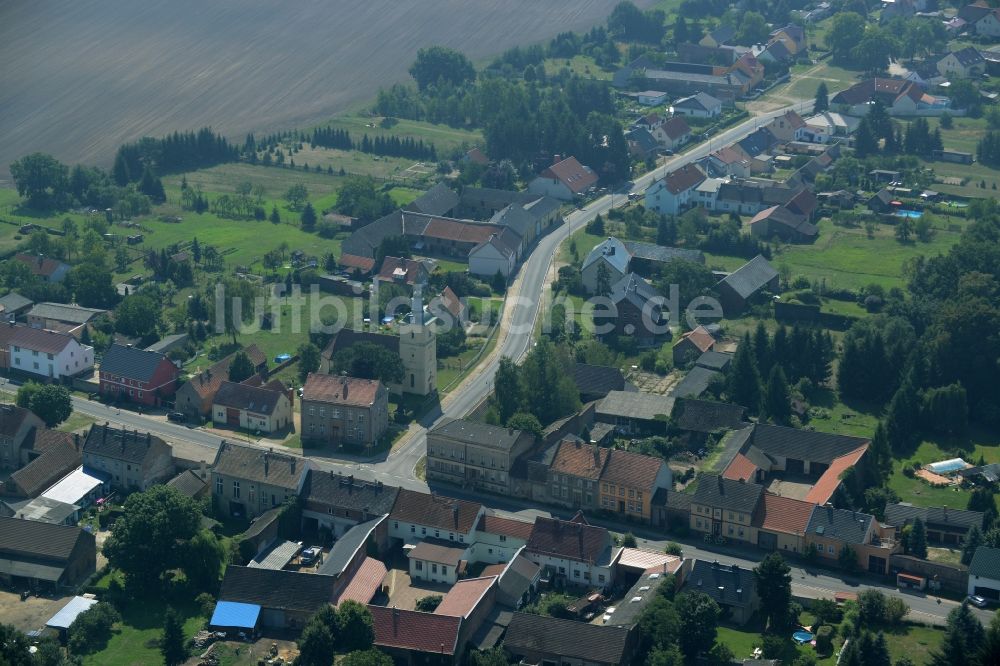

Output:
xmin=398 ymin=287 xmax=437 ymax=396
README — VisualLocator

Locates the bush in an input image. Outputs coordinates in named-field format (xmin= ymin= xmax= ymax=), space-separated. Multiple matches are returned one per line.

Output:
xmin=68 ymin=602 xmax=119 ymax=655
xmin=810 ymin=598 xmax=843 ymax=624
xmin=902 ymin=464 xmax=915 ymax=478
xmin=815 ymin=624 xmax=834 ymax=655
xmin=415 ymin=595 xmax=442 ymax=612
xmin=665 ymin=542 xmax=683 ymax=556
xmin=620 ymin=532 xmax=638 ymax=547
xmin=196 ymin=592 xmax=216 ymax=618
xmin=761 ymin=634 xmax=786 ymax=659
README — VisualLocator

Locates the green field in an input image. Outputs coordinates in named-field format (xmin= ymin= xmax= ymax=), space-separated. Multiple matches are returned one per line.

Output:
xmin=83 ymin=599 xmax=206 ymax=666
xmin=316 ymin=115 xmax=483 ymax=157
xmin=888 ymin=434 xmax=1000 ymax=507
xmin=781 ymin=62 xmax=863 ymax=101
xmin=543 ymin=54 xmax=613 ymax=81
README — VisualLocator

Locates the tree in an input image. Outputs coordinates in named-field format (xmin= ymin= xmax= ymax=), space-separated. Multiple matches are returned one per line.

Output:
xmin=183 ymin=530 xmax=226 ymax=592
xmin=763 ymin=365 xmax=791 ymax=424
xmin=69 ymin=262 xmax=116 ymax=308
xmin=673 ymin=16 xmax=690 ymax=45
xmin=297 ymin=616 xmax=336 ymax=666
xmin=507 ymin=412 xmax=543 ymax=439
xmin=161 ymin=607 xmax=186 ymax=666
xmin=963 ymin=526 xmax=983 ymax=565
xmin=931 ymin=602 xmax=985 ymax=666
xmin=854 ymin=118 xmax=879 ymax=158
xmin=814 ymin=82 xmax=830 ymax=114
xmin=839 ymin=544 xmax=858 ymax=572
xmin=895 ymin=217 xmax=913 ymax=243
xmin=337 ymin=176 xmax=394 ymax=223
xmin=9 ymin=153 xmax=69 ymax=208
xmin=68 ymin=602 xmax=119 ymax=656
xmin=340 ymin=649 xmax=394 ymax=666
xmin=754 ymin=552 xmax=793 ymax=631
xmin=826 ymin=12 xmax=867 ymax=62
xmin=675 ymin=591 xmax=720 ymax=659
xmin=300 ymin=201 xmax=317 ymax=231
xmin=494 ymin=357 xmax=523 ymax=424
xmin=647 ymin=645 xmax=684 ymax=666
xmin=852 ymin=28 xmax=898 ymax=73
xmin=336 ymin=600 xmax=375 ymax=652
xmin=415 ymin=595 xmax=442 ymax=612
xmin=734 ymin=11 xmax=769 ymax=46
xmin=409 ymin=46 xmax=476 ymax=90
xmin=333 ymin=342 xmax=405 ymax=384
xmin=115 ymin=293 xmax=162 ymax=339
xmin=16 ymin=383 xmax=72 ymax=427
xmin=102 ymin=485 xmax=202 ymax=592
xmin=969 ymin=487 xmax=998 ymax=530
xmin=297 ymin=343 xmax=321 ymax=384
xmin=228 ymin=351 xmax=256 ymax=383
xmin=940 ymin=111 xmax=954 ymax=129
xmin=284 ymin=183 xmax=308 ymax=210
xmin=492 ymin=269 xmax=506 ymax=293
xmin=978 ymin=610 xmax=1000 ymax=666
xmin=910 ymin=516 xmax=928 ymax=558
xmin=269 ymin=205 xmax=281 ymax=224
xmin=138 ymin=165 xmax=166 ymax=204
xmin=728 ymin=335 xmax=763 ymax=414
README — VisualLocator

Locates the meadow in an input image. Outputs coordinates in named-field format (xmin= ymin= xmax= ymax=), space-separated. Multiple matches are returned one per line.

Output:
xmin=0 ymin=0 xmax=650 ymax=180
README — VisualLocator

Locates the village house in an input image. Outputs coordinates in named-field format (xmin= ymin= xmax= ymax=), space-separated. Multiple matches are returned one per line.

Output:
xmin=524 ymin=513 xmax=620 ymax=589
xmin=749 ymin=205 xmax=819 ymax=243
xmin=0 ymin=293 xmax=34 ymax=319
xmin=581 ymin=237 xmax=630 ymax=294
xmin=602 ymin=272 xmax=667 ymax=344
xmin=707 ymin=146 xmax=752 ymax=178
xmin=652 ymin=116 xmax=691 ymax=151
xmin=6 ymin=326 xmax=93 ymax=379
xmin=644 ymin=163 xmax=707 ymax=215
xmin=527 ymin=156 xmax=599 ymax=201
xmin=700 ymin=25 xmax=736 ymax=49
xmin=368 ymin=606 xmax=463 ymax=664
xmin=801 ymin=112 xmax=860 ymax=143
xmin=685 ymin=559 xmax=760 ymax=625
xmin=627 ymin=127 xmax=660 ymax=157
xmin=504 ymin=613 xmax=639 ymax=666
xmin=468 ymin=228 xmax=520 ymax=278
xmin=636 ymin=90 xmax=668 ymax=106
xmin=408 ymin=538 xmax=467 ymax=584
xmin=300 ymin=373 xmax=388 ymax=450
xmin=0 ymin=517 xmax=96 ymax=588
xmin=884 ymin=503 xmax=983 ymax=545
xmin=212 ymin=380 xmax=292 ymax=434
xmin=805 ymin=505 xmax=897 ymax=574
xmin=165 ymin=469 xmax=209 ymax=500
xmin=690 ymin=475 xmax=764 ymax=544
xmin=672 ymin=91 xmax=724 ymax=118
xmin=82 ymin=423 xmax=173 ymax=491
xmin=595 ymin=390 xmax=675 ymax=435
xmin=751 ymin=492 xmax=815 ymax=555
xmin=470 ymin=513 xmax=534 ymax=565
xmin=0 ymin=405 xmax=45 ymax=471
xmin=831 ymin=78 xmax=950 ymax=116
xmin=767 ymin=110 xmax=808 ymax=143
xmin=598 ymin=447 xmax=672 ymax=522
xmin=26 ymin=302 xmax=106 ymax=337
xmin=376 ymin=256 xmax=429 ymax=287
xmin=425 ymin=418 xmax=535 ymax=495
xmin=217 ymin=566 xmax=336 ymax=630
xmin=769 ymin=24 xmax=807 ymax=55
xmin=387 ymin=488 xmax=484 ymax=545
xmin=5 ymin=431 xmax=81 ymax=500
xmin=936 ymin=47 xmax=986 ymax=78
xmin=211 ymin=441 xmax=310 ymax=519
xmin=716 ymin=254 xmax=780 ymax=316
xmin=98 ymin=343 xmax=180 ymax=406
xmin=672 ymin=326 xmax=716 ymax=367
xmin=969 ymin=547 xmax=1000 ymax=601
xmin=13 ymin=254 xmax=70 ymax=283
xmin=174 ymin=345 xmax=268 ymax=417
xmin=301 ymin=469 xmax=398 ymax=539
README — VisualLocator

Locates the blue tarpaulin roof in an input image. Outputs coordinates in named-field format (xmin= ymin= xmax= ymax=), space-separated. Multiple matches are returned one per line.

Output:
xmin=210 ymin=601 xmax=261 ymax=629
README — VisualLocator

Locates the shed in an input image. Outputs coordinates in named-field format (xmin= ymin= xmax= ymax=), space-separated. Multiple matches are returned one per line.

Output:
xmin=46 ymin=596 xmax=98 ymax=631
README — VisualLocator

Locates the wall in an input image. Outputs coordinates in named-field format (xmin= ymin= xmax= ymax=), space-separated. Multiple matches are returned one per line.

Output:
xmin=891 ymin=554 xmax=968 ymax=595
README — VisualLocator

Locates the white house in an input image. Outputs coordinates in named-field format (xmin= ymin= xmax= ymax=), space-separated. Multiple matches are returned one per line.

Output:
xmin=801 ymin=112 xmax=860 ymax=143
xmin=407 ymin=539 xmax=467 ymax=584
xmin=468 ymin=514 xmax=533 ymax=565
xmin=644 ymin=163 xmax=706 ymax=215
xmin=637 ymin=90 xmax=668 ymax=106
xmin=671 ymin=92 xmax=724 ymax=119
xmin=651 ymin=116 xmax=691 ymax=151
xmin=692 ymin=177 xmax=727 ymax=209
xmin=388 ymin=488 xmax=484 ymax=546
xmin=211 ymin=381 xmax=292 ymax=433
xmin=523 ymin=515 xmax=621 ymax=590
xmin=973 ymin=8 xmax=1000 ymax=37
xmin=527 ymin=156 xmax=599 ymax=201
xmin=936 ymin=47 xmax=986 ymax=79
xmin=969 ymin=546 xmax=1000 ymax=601
xmin=581 ymin=237 xmax=630 ymax=294
xmin=8 ymin=327 xmax=93 ymax=379
xmin=469 ymin=231 xmax=519 ymax=278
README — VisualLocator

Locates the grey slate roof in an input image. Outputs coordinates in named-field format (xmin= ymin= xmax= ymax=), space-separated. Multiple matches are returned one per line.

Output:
xmin=672 ymin=366 xmax=722 ymax=398
xmin=166 ymin=470 xmax=208 ymax=498
xmin=695 ymin=350 xmax=733 ymax=371
xmin=27 ymin=302 xmax=106 ymax=324
xmin=9 ymin=439 xmax=81 ymax=498
xmin=144 ymin=333 xmax=189 ymax=354
xmin=83 ymin=423 xmax=170 ymax=465
xmin=582 ymin=237 xmax=630 ymax=274
xmin=623 ymin=241 xmax=704 ymax=265
xmin=489 ymin=204 xmax=534 ymax=239
xmin=0 ymin=292 xmax=33 ymax=313
xmin=404 ymin=182 xmax=459 ymax=217
xmin=597 ymin=390 xmax=674 ymax=422
xmin=970 ymin=547 xmax=1000 ymax=580
xmin=0 ymin=516 xmax=90 ymax=561
xmin=673 ymin=399 xmax=747 ymax=433
xmin=609 ymin=272 xmax=661 ymax=310
xmin=718 ymin=255 xmax=779 ymax=300
xmin=213 ymin=381 xmax=286 ymax=416
xmin=806 ymin=505 xmax=873 ymax=544
xmin=302 ymin=469 xmax=399 ymax=515
xmin=626 ymin=128 xmax=659 ymax=154
xmin=100 ymin=344 xmax=171 ymax=383
xmin=219 ymin=566 xmax=335 ymax=612
xmin=673 ymin=92 xmax=723 ymax=112
xmin=692 ymin=475 xmax=764 ymax=512
xmin=317 ymin=516 xmax=384 ymax=576
xmin=571 ymin=363 xmax=626 ymax=400
xmin=884 ymin=503 xmax=983 ymax=533
xmin=688 ymin=559 xmax=757 ymax=608
xmin=212 ymin=442 xmax=306 ymax=490
xmin=748 ymin=423 xmax=868 ymax=464
xmin=429 ymin=418 xmax=532 ymax=452
xmin=504 ymin=613 xmax=632 ymax=665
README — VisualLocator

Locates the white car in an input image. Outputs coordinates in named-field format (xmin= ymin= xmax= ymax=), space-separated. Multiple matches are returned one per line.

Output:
xmin=968 ymin=595 xmax=989 ymax=608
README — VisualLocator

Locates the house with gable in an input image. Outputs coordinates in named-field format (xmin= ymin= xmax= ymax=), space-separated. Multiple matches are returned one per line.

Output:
xmin=603 ymin=272 xmax=668 ymax=344
xmin=805 ymin=504 xmax=897 ymax=574
xmin=644 ymin=163 xmax=706 ymax=215
xmin=7 ymin=326 xmax=93 ymax=379
xmin=831 ymin=78 xmax=950 ymax=115
xmin=13 ymin=254 xmax=70 ymax=283
xmin=651 ymin=116 xmax=691 ymax=151
xmin=767 ymin=110 xmax=808 ymax=143
xmin=937 ymin=47 xmax=987 ymax=78
xmin=716 ymin=254 xmax=780 ymax=315
xmin=700 ymin=25 xmax=736 ymax=48
xmin=211 ymin=441 xmax=310 ymax=519
xmin=672 ymin=325 xmax=716 ymax=366
xmin=504 ymin=613 xmax=638 ymax=666
xmin=300 ymin=373 xmax=389 ymax=450
xmin=769 ymin=24 xmax=807 ymax=55
xmin=211 ymin=380 xmax=292 ymax=434
xmin=98 ymin=343 xmax=180 ymax=406
xmin=468 ymin=229 xmax=520 ymax=278
xmin=524 ymin=513 xmax=621 ymax=589
xmin=672 ymin=92 xmax=724 ymax=118
xmin=403 ymin=181 xmax=459 ymax=217
xmin=969 ymin=547 xmax=1000 ymax=601
xmin=884 ymin=503 xmax=984 ymax=545
xmin=685 ymin=559 xmax=760 ymax=625
xmin=301 ymin=469 xmax=398 ymax=539
xmin=0 ymin=405 xmax=45 ymax=471
xmin=174 ymin=345 xmax=268 ymax=417
xmin=708 ymin=146 xmax=752 ymax=178
xmin=690 ymin=474 xmax=765 ymax=544
xmin=377 ymin=256 xmax=429 ymax=287
xmin=527 ymin=156 xmax=599 ymax=201
xmin=82 ymin=423 xmax=173 ymax=491
xmin=749 ymin=205 xmax=819 ymax=243
xmin=425 ymin=418 xmax=535 ymax=495
xmin=388 ymin=488 xmax=484 ymax=545
xmin=581 ymin=237 xmax=630 ymax=294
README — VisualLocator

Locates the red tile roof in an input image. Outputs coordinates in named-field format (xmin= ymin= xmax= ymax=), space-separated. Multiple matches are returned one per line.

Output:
xmin=434 ymin=576 xmax=496 ymax=618
xmin=378 ymin=256 xmax=425 ymax=285
xmin=526 ymin=516 xmax=610 ymax=563
xmin=662 ymin=163 xmax=706 ymax=195
xmin=422 ymin=218 xmax=496 ymax=244
xmin=370 ymin=605 xmax=461 ymax=655
xmin=550 ymin=439 xmax=608 ymax=480
xmin=481 ymin=563 xmax=506 ymax=577
xmin=661 ymin=116 xmax=691 ymax=140
xmin=437 ymin=287 xmax=465 ymax=319
xmin=602 ymin=448 xmax=665 ymax=491
xmin=753 ymin=492 xmax=814 ymax=534
xmin=339 ymin=253 xmax=376 ymax=273
xmin=476 ymin=514 xmax=535 ymax=541
xmin=805 ymin=445 xmax=868 ymax=505
xmin=722 ymin=453 xmax=758 ymax=482
xmin=14 ymin=254 xmax=66 ymax=278
xmin=334 ymin=557 xmax=387 ymax=605
xmin=541 ymin=157 xmax=599 ymax=195
xmin=680 ymin=326 xmax=715 ymax=353
xmin=302 ymin=373 xmax=383 ymax=408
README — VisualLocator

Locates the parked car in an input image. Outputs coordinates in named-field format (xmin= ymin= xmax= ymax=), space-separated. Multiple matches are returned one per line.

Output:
xmin=968 ymin=595 xmax=989 ymax=608
xmin=300 ymin=546 xmax=321 ymax=566
xmin=167 ymin=412 xmax=186 ymax=423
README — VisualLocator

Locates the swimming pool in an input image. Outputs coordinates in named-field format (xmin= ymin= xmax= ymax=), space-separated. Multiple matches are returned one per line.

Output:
xmin=894 ymin=209 xmax=923 ymax=218
xmin=928 ymin=458 xmax=968 ymax=474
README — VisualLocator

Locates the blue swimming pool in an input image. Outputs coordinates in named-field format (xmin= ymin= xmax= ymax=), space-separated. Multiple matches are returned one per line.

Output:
xmin=894 ymin=209 xmax=923 ymax=218
xmin=793 ymin=630 xmax=815 ymax=644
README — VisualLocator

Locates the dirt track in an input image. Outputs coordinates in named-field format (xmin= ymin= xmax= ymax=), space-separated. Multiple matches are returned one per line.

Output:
xmin=0 ymin=0 xmax=651 ymax=182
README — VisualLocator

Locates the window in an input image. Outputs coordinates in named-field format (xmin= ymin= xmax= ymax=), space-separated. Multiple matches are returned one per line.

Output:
xmin=415 ymin=560 xmax=423 ymax=571
xmin=573 ymin=569 xmax=580 ymax=578
xmin=629 ymin=489 xmax=635 ymax=499
xmin=249 ymin=488 xmax=255 ymax=504
xmin=216 ymin=477 xmax=222 ymax=495
xmin=421 ymin=527 xmax=426 ymax=535
xmin=410 ymin=525 xmax=415 ymax=533
xmin=232 ymin=481 xmax=240 ymax=499
xmin=828 ymin=545 xmax=836 ymax=554
xmin=434 ymin=530 xmax=440 ymax=538
xmin=441 ymin=566 xmax=448 ymax=576
xmin=431 ymin=563 xmax=438 ymax=574
xmin=46 ymin=353 xmax=53 ymax=360
xmin=499 ymin=535 xmax=506 ymax=542
xmin=619 ymin=487 xmax=625 ymax=497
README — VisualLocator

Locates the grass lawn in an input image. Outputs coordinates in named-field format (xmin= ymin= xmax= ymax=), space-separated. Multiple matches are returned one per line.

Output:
xmin=887 ymin=431 xmax=1000 ymax=507
xmin=317 ymin=115 xmax=483 ymax=156
xmin=543 ymin=54 xmax=613 ymax=81
xmin=561 ymin=226 xmax=607 ymax=265
xmin=84 ymin=597 xmax=206 ymax=666
xmin=57 ymin=412 xmax=98 ymax=433
xmin=782 ymin=62 xmax=862 ymax=100
xmin=883 ymin=623 xmax=945 ymax=665
xmin=805 ymin=389 xmax=881 ymax=439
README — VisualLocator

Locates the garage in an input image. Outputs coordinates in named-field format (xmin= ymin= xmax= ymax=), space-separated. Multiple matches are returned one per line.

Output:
xmin=758 ymin=531 xmax=777 ymax=550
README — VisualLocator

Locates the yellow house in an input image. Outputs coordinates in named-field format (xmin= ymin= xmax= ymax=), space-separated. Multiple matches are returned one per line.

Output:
xmin=598 ymin=449 xmax=672 ymax=523
xmin=689 ymin=475 xmax=764 ymax=544
xmin=768 ymin=24 xmax=807 ymax=56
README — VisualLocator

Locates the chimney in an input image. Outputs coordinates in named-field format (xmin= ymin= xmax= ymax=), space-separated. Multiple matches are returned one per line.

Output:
xmin=263 ymin=451 xmax=270 ymax=477
xmin=553 ymin=154 xmax=562 ymax=165
xmin=199 ymin=460 xmax=207 ymax=480
xmin=343 ymin=382 xmax=348 ymax=401
xmin=290 ymin=458 xmax=296 ymax=476
xmin=73 ymin=433 xmax=80 ymax=451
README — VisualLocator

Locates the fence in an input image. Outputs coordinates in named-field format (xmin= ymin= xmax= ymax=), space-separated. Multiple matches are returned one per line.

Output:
xmin=890 ymin=553 xmax=968 ymax=596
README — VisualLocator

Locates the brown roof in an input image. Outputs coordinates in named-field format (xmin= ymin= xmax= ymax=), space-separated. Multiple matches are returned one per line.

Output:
xmin=8 ymin=327 xmax=78 ymax=354
xmin=211 ymin=441 xmax=307 ymax=490
xmin=540 ymin=156 xmax=598 ymax=195
xmin=302 ymin=373 xmax=383 ymax=408
xmin=389 ymin=488 xmax=482 ymax=533
xmin=661 ymin=116 xmax=691 ymax=140
xmin=370 ymin=606 xmax=461 ymax=655
xmin=334 ymin=556 xmax=387 ymax=605
xmin=438 ymin=287 xmax=465 ymax=319
xmin=722 ymin=453 xmax=758 ymax=482
xmin=753 ymin=492 xmax=814 ymax=535
xmin=434 ymin=576 xmax=496 ymax=618
xmin=805 ymin=445 xmax=868 ymax=505
xmin=466 ymin=147 xmax=490 ymax=165
xmin=678 ymin=326 xmax=715 ymax=353
xmin=662 ymin=163 xmax=705 ymax=195
xmin=0 ymin=405 xmax=39 ymax=439
xmin=377 ymin=256 xmax=426 ymax=285
xmin=13 ymin=254 xmax=66 ymax=278
xmin=408 ymin=538 xmax=466 ymax=566
xmin=476 ymin=514 xmax=535 ymax=541
xmin=339 ymin=253 xmax=376 ymax=273
xmin=422 ymin=218 xmax=496 ymax=244
xmin=526 ymin=516 xmax=611 ymax=563
xmin=8 ymin=437 xmax=81 ymax=497
xmin=785 ymin=187 xmax=818 ymax=217
xmin=712 ymin=146 xmax=749 ymax=165
xmin=183 ymin=345 xmax=267 ymax=401
xmin=213 ymin=381 xmax=288 ymax=416
xmin=550 ymin=439 xmax=608 ymax=480
xmin=27 ymin=428 xmax=75 ymax=453
xmin=601 ymin=448 xmax=665 ymax=491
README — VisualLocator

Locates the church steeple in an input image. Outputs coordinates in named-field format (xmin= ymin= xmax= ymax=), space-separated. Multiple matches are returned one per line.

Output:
xmin=411 ymin=286 xmax=424 ymax=326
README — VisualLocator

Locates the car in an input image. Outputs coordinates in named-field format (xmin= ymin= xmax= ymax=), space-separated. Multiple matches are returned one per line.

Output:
xmin=300 ymin=546 xmax=321 ymax=566
xmin=968 ymin=595 xmax=989 ymax=608
xmin=167 ymin=412 xmax=186 ymax=423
